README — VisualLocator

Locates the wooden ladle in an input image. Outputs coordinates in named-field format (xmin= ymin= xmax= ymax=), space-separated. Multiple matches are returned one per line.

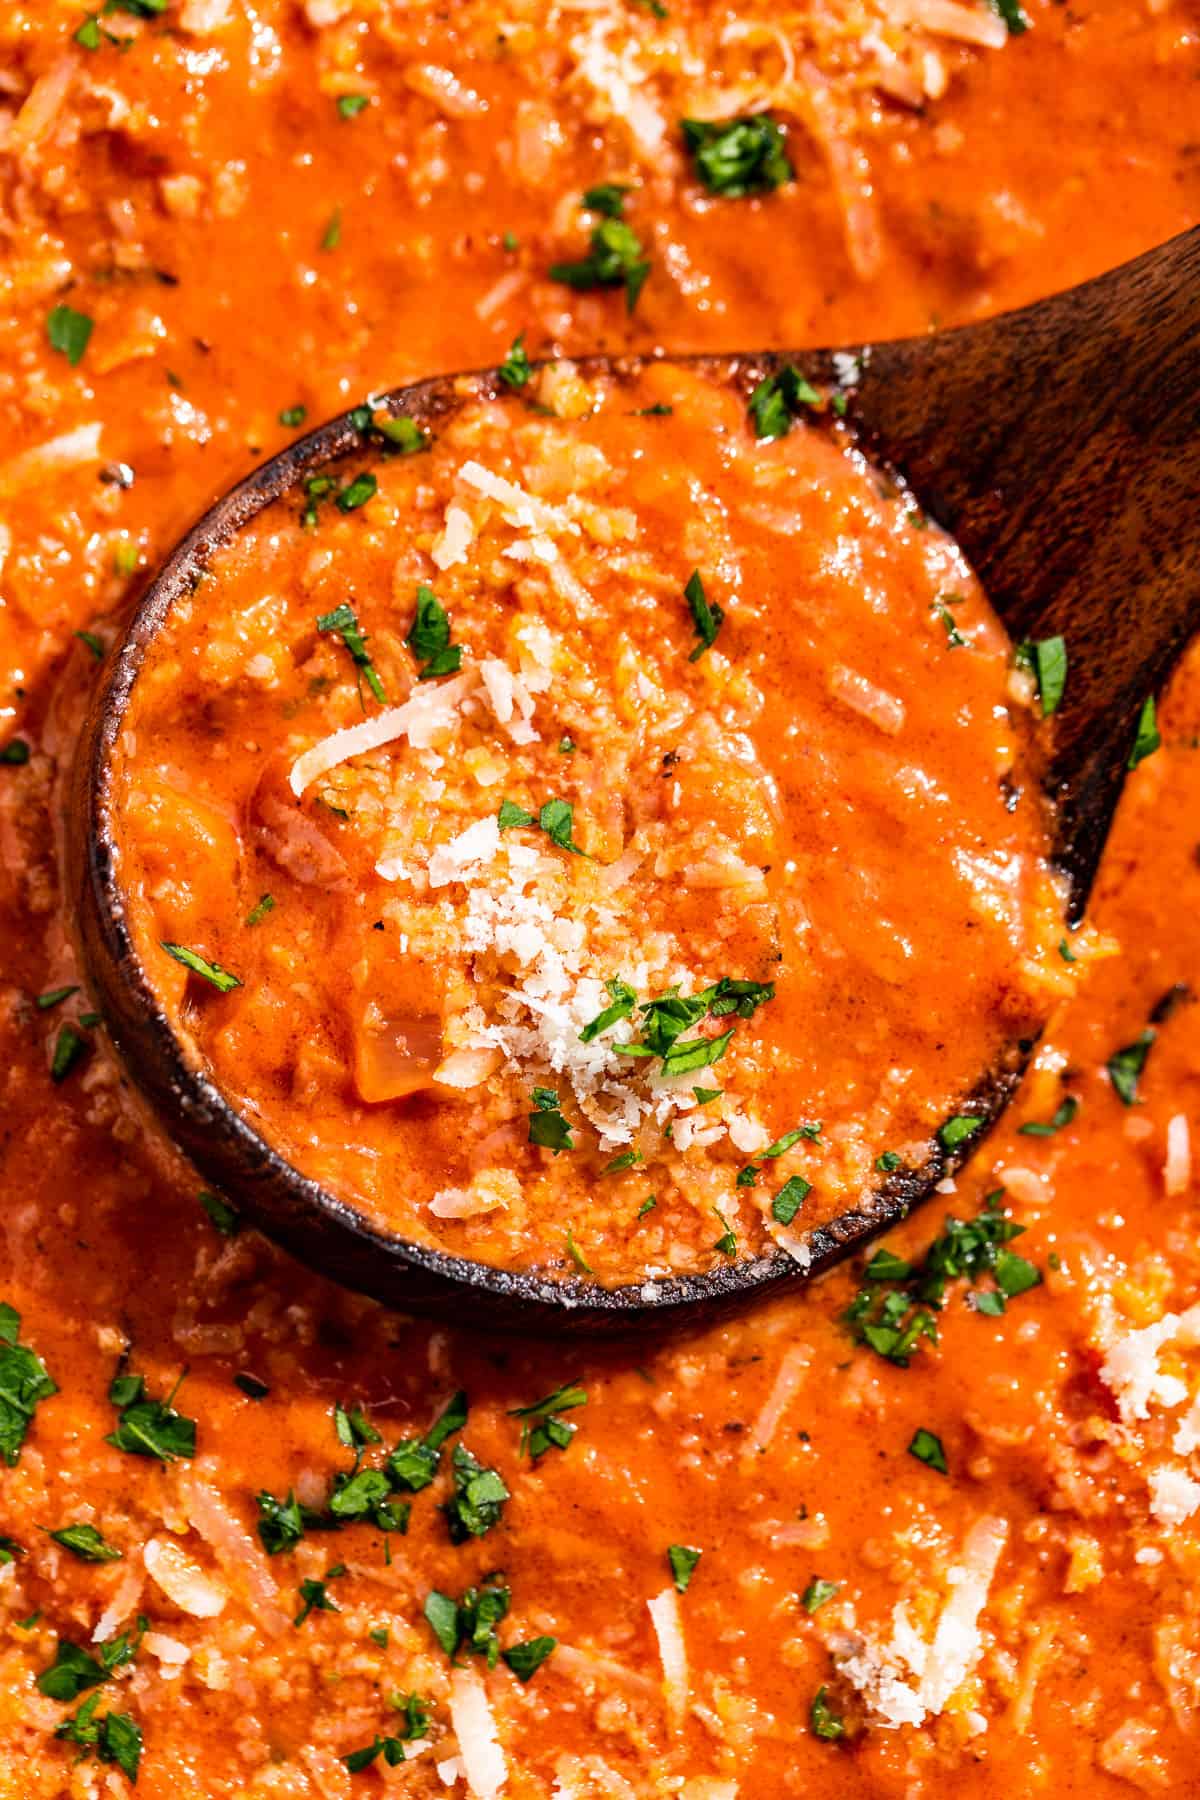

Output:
xmin=70 ymin=226 xmax=1200 ymax=1334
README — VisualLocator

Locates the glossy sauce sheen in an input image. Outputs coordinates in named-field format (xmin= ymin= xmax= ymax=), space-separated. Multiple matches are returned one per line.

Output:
xmin=112 ymin=368 xmax=1062 ymax=1280
xmin=1 ymin=3 xmax=1199 ymax=1796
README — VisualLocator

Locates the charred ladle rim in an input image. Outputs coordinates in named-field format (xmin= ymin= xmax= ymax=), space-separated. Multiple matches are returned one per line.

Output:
xmin=72 ymin=229 xmax=1200 ymax=1332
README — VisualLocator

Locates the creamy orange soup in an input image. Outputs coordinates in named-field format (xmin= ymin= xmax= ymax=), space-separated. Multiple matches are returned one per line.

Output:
xmin=112 ymin=365 xmax=1065 ymax=1279
xmin=1 ymin=1 xmax=1199 ymax=1796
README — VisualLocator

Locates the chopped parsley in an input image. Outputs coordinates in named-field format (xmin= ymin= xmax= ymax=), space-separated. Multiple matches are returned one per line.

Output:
xmin=502 ymin=1635 xmax=557 ymax=1681
xmin=498 ymin=333 xmax=532 ymax=388
xmin=344 ymin=1696 xmax=431 ymax=1772
xmin=48 ymin=1524 xmax=121 ymax=1563
xmin=739 ymin=1122 xmax=820 ymax=1184
xmin=0 ymin=739 xmax=30 ymax=765
xmin=38 ymin=1618 xmax=145 ymax=1701
xmin=581 ymin=182 xmax=632 ymax=218
xmin=321 ymin=206 xmax=343 ymax=252
xmin=933 ymin=594 xmax=967 ymax=648
xmin=499 ymin=796 xmax=589 ymax=856
xmin=245 ymin=893 xmax=276 ymax=927
xmin=318 ymin=602 xmax=387 ymax=704
xmin=683 ymin=568 xmax=724 ymax=660
xmin=47 ymin=304 xmax=94 ymax=367
xmin=279 ymin=404 xmax=307 ymax=427
xmin=198 ymin=1189 xmax=240 ymax=1236
xmin=338 ymin=93 xmax=369 ymax=119
xmin=989 ymin=0 xmax=1030 ymax=32
xmin=336 ymin=471 xmax=377 ymax=512
xmin=681 ymin=115 xmax=792 ymax=197
xmin=875 ymin=1150 xmax=903 ymax=1173
xmin=908 ymin=1426 xmax=948 ymax=1474
xmin=329 ymin=1468 xmax=403 ymax=1532
xmin=160 ymin=943 xmax=241 ymax=993
xmin=844 ymin=1194 xmax=1041 ymax=1362
xmin=565 ymin=1228 xmax=593 ymax=1274
xmin=256 ymin=1489 xmax=327 ymax=1555
xmin=801 ymin=1577 xmax=839 ymax=1615
xmin=424 ymin=1578 xmax=511 ymax=1665
xmin=36 ymin=985 xmax=79 ymax=1011
xmin=636 ymin=1195 xmax=657 ymax=1219
xmin=1128 ymin=694 xmax=1161 ymax=769
xmin=105 ymin=1370 xmax=196 ymax=1463
xmin=579 ymin=977 xmax=637 ymax=1043
xmin=693 ymin=1085 xmax=722 ymax=1103
xmin=1107 ymin=1026 xmax=1155 ymax=1104
xmin=529 ymin=1087 xmax=574 ymax=1154
xmin=1016 ymin=635 xmax=1068 ymax=716
xmin=53 ymin=1697 xmax=142 ymax=1782
xmin=0 ymin=1534 xmax=24 ymax=1565
xmin=748 ymin=364 xmax=821 ymax=440
xmin=75 ymin=628 xmax=104 ymax=660
xmin=938 ymin=1114 xmax=982 ymax=1152
xmin=510 ymin=1382 xmax=587 ymax=1459
xmin=549 ymin=206 xmax=650 ymax=312
xmin=1018 ymin=1095 xmax=1079 ymax=1137
xmin=771 ymin=1176 xmax=811 ymax=1226
xmin=602 ymin=1149 xmax=643 ymax=1175
xmin=0 ymin=1303 xmax=57 ymax=1466
xmin=809 ymin=1686 xmax=845 ymax=1742
xmin=443 ymin=1443 xmax=510 ymax=1542
xmin=50 ymin=1023 xmax=90 ymax=1084
xmin=712 ymin=1208 xmax=737 ymax=1256
xmin=668 ymin=1544 xmax=702 ymax=1592
xmin=405 ymin=584 xmax=462 ymax=681
xmin=295 ymin=1564 xmax=346 ymax=1627
xmin=388 ymin=1389 xmax=468 ymax=1493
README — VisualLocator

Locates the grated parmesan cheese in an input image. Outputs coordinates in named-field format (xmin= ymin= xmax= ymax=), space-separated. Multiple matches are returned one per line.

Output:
xmin=289 ymin=671 xmax=472 ymax=796
xmin=1147 ymin=1465 xmax=1200 ymax=1527
xmin=647 ymin=1586 xmax=688 ymax=1729
xmin=448 ymin=1666 xmax=507 ymax=1799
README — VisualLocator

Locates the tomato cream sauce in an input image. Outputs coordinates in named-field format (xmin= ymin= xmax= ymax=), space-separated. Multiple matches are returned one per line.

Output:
xmin=111 ymin=365 xmax=1063 ymax=1280
xmin=0 ymin=2 xmax=1199 ymax=1797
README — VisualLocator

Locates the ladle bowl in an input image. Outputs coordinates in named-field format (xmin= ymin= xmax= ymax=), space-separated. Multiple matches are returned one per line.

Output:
xmin=69 ymin=227 xmax=1200 ymax=1333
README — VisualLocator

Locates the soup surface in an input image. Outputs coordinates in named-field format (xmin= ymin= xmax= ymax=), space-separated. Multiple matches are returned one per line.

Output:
xmin=1 ymin=2 xmax=1199 ymax=1797
xmin=113 ymin=365 xmax=1063 ymax=1279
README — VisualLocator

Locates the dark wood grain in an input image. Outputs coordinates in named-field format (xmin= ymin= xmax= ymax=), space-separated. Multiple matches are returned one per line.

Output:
xmin=69 ymin=229 xmax=1200 ymax=1334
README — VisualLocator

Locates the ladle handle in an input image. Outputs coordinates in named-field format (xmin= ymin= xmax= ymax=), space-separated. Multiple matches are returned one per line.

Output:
xmin=848 ymin=225 xmax=1200 ymax=913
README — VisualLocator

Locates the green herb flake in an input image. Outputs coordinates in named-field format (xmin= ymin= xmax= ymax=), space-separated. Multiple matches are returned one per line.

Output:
xmin=771 ymin=1175 xmax=811 ymax=1227
xmin=0 ymin=1304 xmax=57 ymax=1466
xmin=498 ymin=332 xmax=532 ymax=389
xmin=1107 ymin=1027 xmax=1155 ymax=1105
xmin=74 ymin=629 xmax=104 ymax=660
xmin=934 ymin=595 xmax=967 ymax=648
xmin=0 ymin=740 xmax=30 ymax=766
xmin=908 ymin=1426 xmax=948 ymax=1474
xmin=0 ymin=1533 xmax=25 ymax=1565
xmin=318 ymin=601 xmax=387 ymax=704
xmin=692 ymin=1086 xmax=722 ymax=1103
xmin=549 ymin=215 xmax=650 ymax=313
xmin=294 ymin=1564 xmax=347 ymax=1628
xmin=54 ymin=1698 xmax=142 ymax=1782
xmin=1058 ymin=937 xmax=1078 ymax=963
xmin=105 ymin=1371 xmax=196 ymax=1463
xmin=681 ymin=114 xmax=793 ymax=197
xmin=809 ymin=1685 xmax=845 ymax=1742
xmin=35 ymin=983 xmax=77 ymax=1012
xmin=338 ymin=93 xmax=369 ymax=118
xmin=47 ymin=304 xmax=94 ymax=367
xmin=601 ymin=1149 xmax=642 ymax=1175
xmin=529 ymin=1087 xmax=574 ymax=1154
xmin=801 ymin=1577 xmax=839 ymax=1614
xmin=510 ymin=1382 xmax=587 ymax=1460
xmin=636 ymin=1194 xmax=657 ymax=1220
xmin=876 ymin=1150 xmax=902 ymax=1172
xmin=1018 ymin=1095 xmax=1079 ymax=1137
xmin=712 ymin=1208 xmax=737 ymax=1256
xmin=668 ymin=1543 xmax=702 ymax=1592
xmin=321 ymin=206 xmax=343 ymax=252
xmin=424 ymin=1578 xmax=511 ymax=1666
xmin=503 ymin=1635 xmax=557 ymax=1681
xmin=1128 ymin=694 xmax=1161 ymax=770
xmin=405 ymin=584 xmax=462 ymax=681
xmin=748 ymin=364 xmax=821 ymax=440
xmin=161 ymin=942 xmax=241 ymax=993
xmin=683 ymin=568 xmax=725 ymax=661
xmin=565 ymin=1228 xmax=592 ymax=1275
xmin=245 ymin=893 xmax=276 ymax=928
xmin=579 ymin=976 xmax=637 ymax=1043
xmin=48 ymin=1523 xmax=122 ymax=1563
xmin=938 ymin=1114 xmax=982 ymax=1152
xmin=336 ymin=471 xmax=377 ymax=513
xmin=50 ymin=1023 xmax=90 ymax=1085
xmin=279 ymin=404 xmax=307 ymax=427
xmin=989 ymin=0 xmax=1030 ymax=32
xmin=199 ymin=1189 xmax=240 ymax=1236
xmin=1016 ymin=634 xmax=1068 ymax=716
